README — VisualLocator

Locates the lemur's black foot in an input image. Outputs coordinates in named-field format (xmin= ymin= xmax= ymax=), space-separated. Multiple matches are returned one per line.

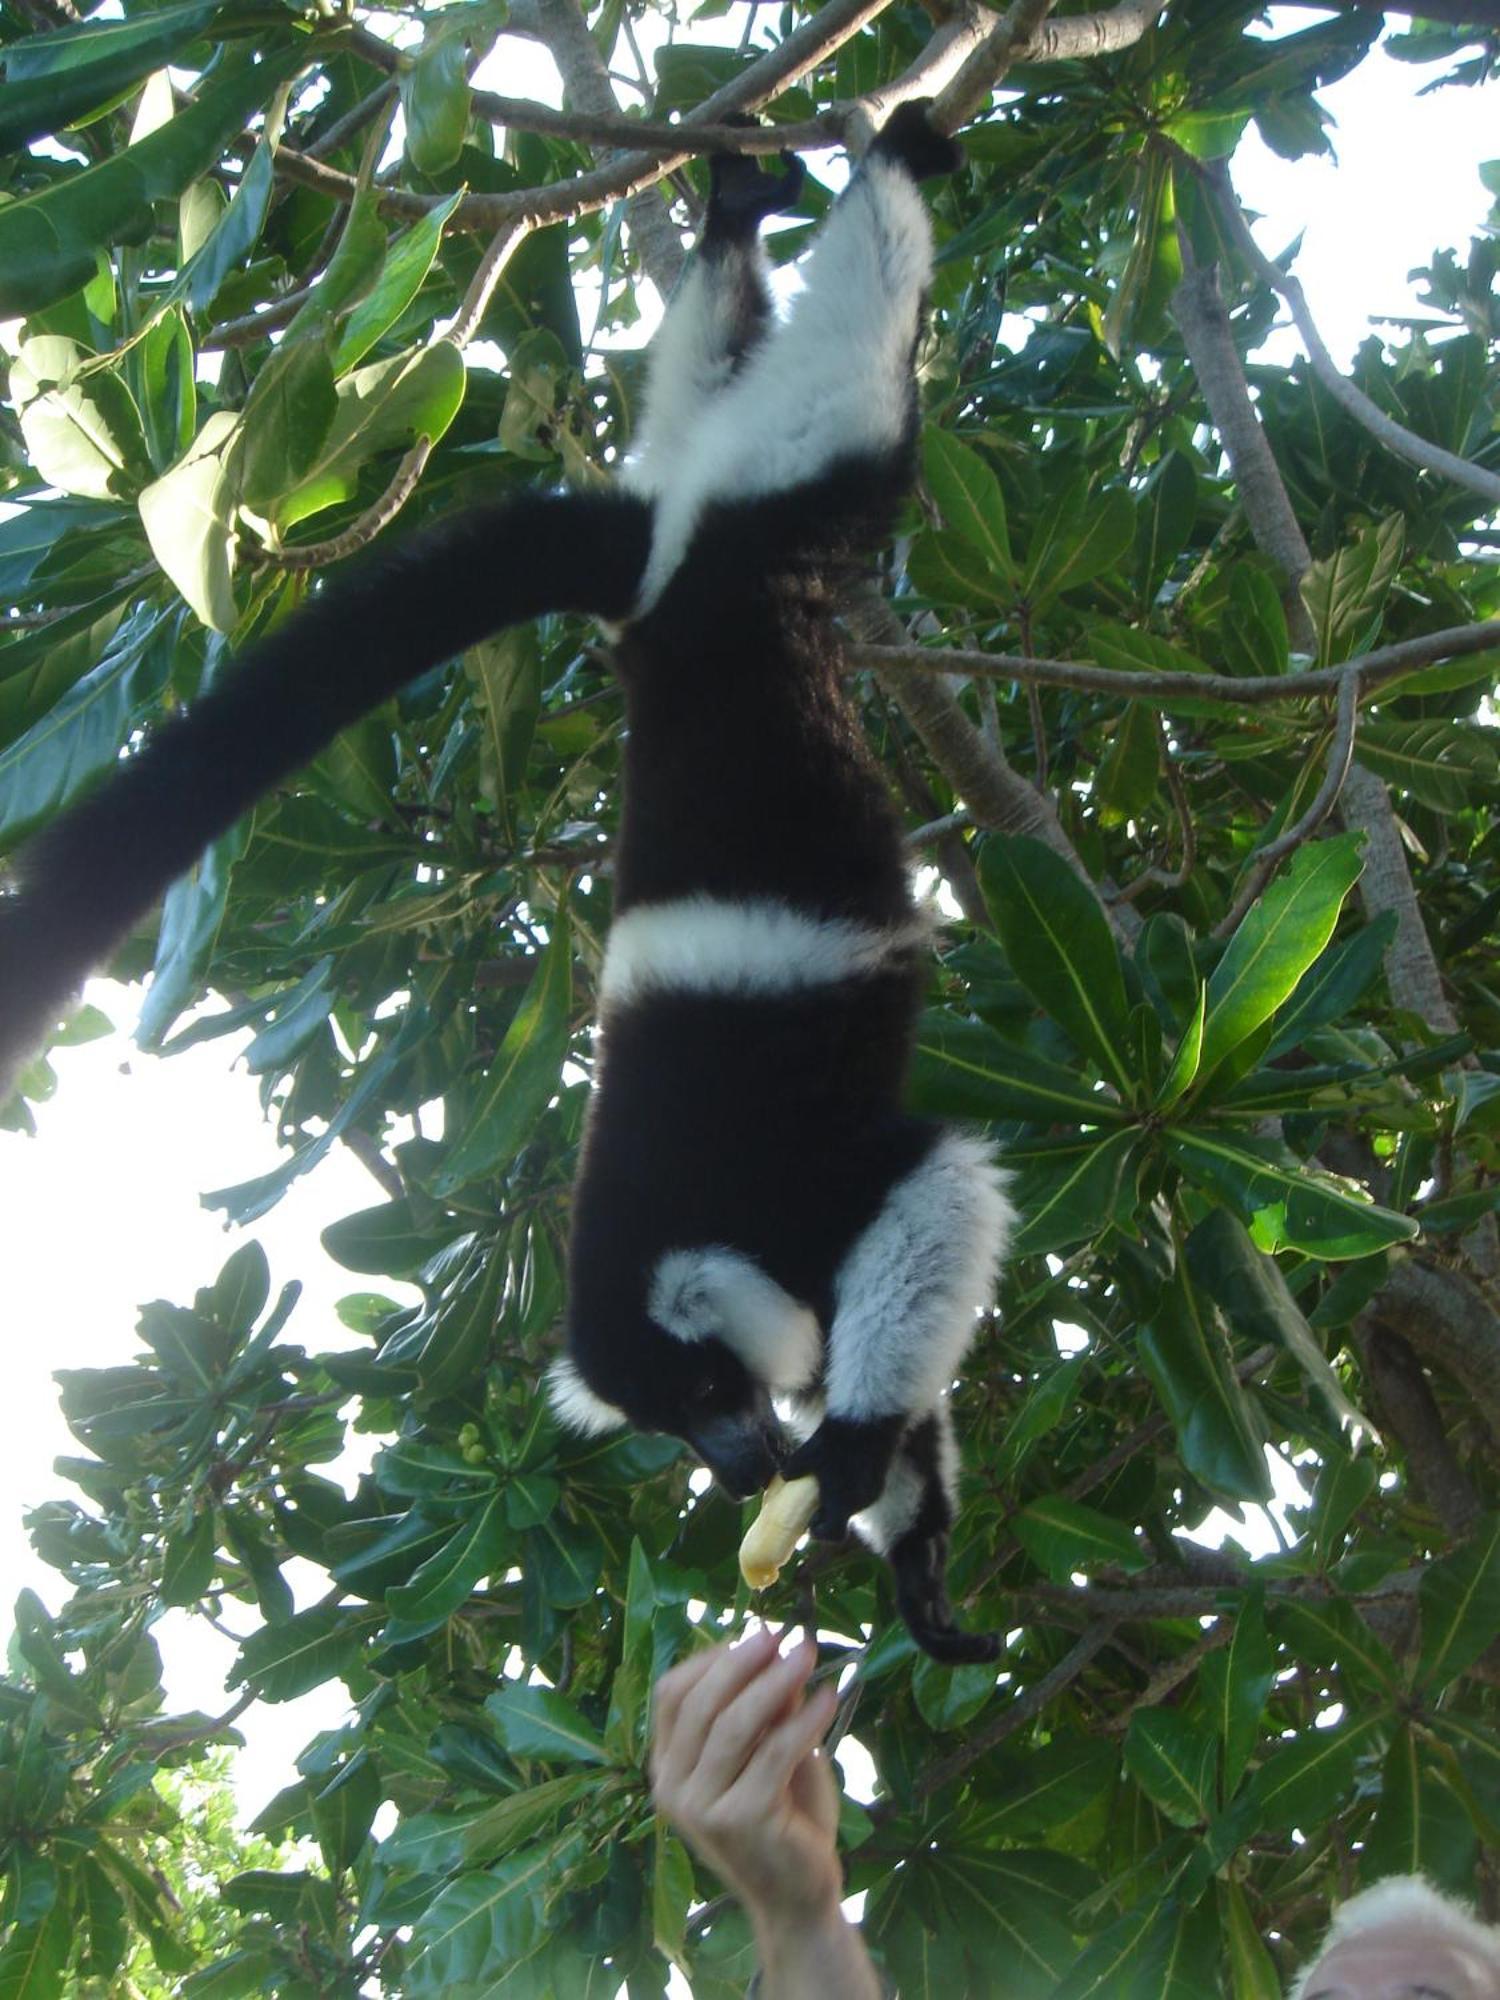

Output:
xmin=891 ymin=1526 xmax=1002 ymax=1665
xmin=871 ymin=98 xmax=964 ymax=181
xmin=706 ymin=144 xmax=807 ymax=240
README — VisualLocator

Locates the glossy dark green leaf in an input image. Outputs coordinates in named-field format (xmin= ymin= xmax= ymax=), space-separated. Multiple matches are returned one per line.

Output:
xmin=922 ymin=425 xmax=1013 ymax=581
xmin=322 ymin=1199 xmax=457 ymax=1279
xmin=161 ymin=1508 xmax=217 ymax=1607
xmin=1008 ymin=1129 xmax=1142 ymax=1258
xmin=0 ymin=0 xmax=225 ymax=146
xmin=1013 ymin=1496 xmax=1148 ymax=1580
xmin=310 ymin=1754 xmax=382 ymax=1877
xmin=1219 ymin=568 xmax=1289 ymax=679
xmin=978 ymin=835 xmax=1134 ymax=1095
xmin=909 ymin=1012 xmax=1122 ymax=1127
xmin=384 ymin=1494 xmax=511 ymax=1630
xmin=273 ymin=342 xmax=466 ymax=531
xmin=1170 ymin=1129 xmax=1418 ymax=1258
xmin=1199 ymin=1591 xmax=1275 ymax=1796
xmin=1138 ymin=1265 xmax=1271 ymax=1502
xmin=231 ymin=1605 xmax=367 ymax=1703
xmin=1219 ymin=1879 xmax=1281 ymax=2000
xmin=1417 ymin=1517 xmax=1500 ymax=1692
xmin=1271 ymin=1596 xmax=1396 ymax=1693
xmin=1025 ymin=480 xmax=1135 ymax=608
xmin=1356 ymin=718 xmax=1498 ymax=816
xmin=433 ymin=915 xmax=572 ymax=1194
xmin=485 ymin=1684 xmax=611 ymax=1766
xmin=135 ymin=821 xmax=248 ymax=1048
xmin=403 ymin=1840 xmax=566 ymax=1995
xmin=1362 ymin=1727 xmax=1476 ymax=1887
xmin=1094 ymin=699 xmax=1159 ymax=825
xmin=1198 ymin=836 xmax=1364 ymax=1088
xmin=1300 ymin=515 xmax=1403 ymax=665
xmin=0 ymin=48 xmax=306 ymax=319
xmin=1124 ymin=1710 xmax=1218 ymax=1828
xmin=1248 ymin=1715 xmax=1383 ymax=1831
xmin=403 ymin=27 xmax=472 ymax=176
xmin=1265 ymin=910 xmax=1397 ymax=1058
xmin=1133 ymin=450 xmax=1197 ymax=605
xmin=1186 ymin=1209 xmax=1369 ymax=1431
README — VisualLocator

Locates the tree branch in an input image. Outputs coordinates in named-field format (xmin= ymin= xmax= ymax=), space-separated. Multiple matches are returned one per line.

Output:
xmin=849 ymin=619 xmax=1499 ymax=707
xmin=1210 ymin=162 xmax=1500 ymax=509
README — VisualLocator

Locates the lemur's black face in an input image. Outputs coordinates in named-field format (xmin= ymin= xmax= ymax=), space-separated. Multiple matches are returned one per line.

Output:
xmin=656 ymin=1338 xmax=787 ymax=1500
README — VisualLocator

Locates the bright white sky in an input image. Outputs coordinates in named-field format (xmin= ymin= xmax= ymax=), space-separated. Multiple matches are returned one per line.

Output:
xmin=0 ymin=0 xmax=1495 ymax=1940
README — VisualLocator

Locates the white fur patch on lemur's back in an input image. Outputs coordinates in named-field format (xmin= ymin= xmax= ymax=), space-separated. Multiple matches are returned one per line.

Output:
xmin=545 ymin=1355 xmax=629 ymax=1437
xmin=634 ymin=158 xmax=935 ymax=612
xmin=600 ymin=895 xmax=926 ymax=1010
xmin=824 ymin=1129 xmax=1014 ymax=1423
xmin=648 ymin=1246 xmax=821 ymax=1393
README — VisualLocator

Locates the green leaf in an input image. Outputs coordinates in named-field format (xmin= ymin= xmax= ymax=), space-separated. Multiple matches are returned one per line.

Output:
xmin=273 ymin=341 xmax=466 ymax=531
xmin=161 ymin=1508 xmax=217 ymax=1607
xmin=1185 ymin=1210 xmax=1370 ymax=1432
xmin=334 ymin=192 xmax=465 ymax=374
xmin=1165 ymin=109 xmax=1251 ymax=159
xmin=907 ymin=525 xmax=1009 ymax=610
xmin=238 ymin=337 xmax=338 ymax=512
xmin=1197 ymin=835 xmax=1364 ymax=1088
xmin=403 ymin=26 xmax=472 ymax=176
xmin=1265 ymin=911 xmax=1397 ymax=1058
xmin=1124 ymin=1709 xmax=1218 ymax=1828
xmin=1133 ymin=450 xmax=1197 ymax=605
xmin=0 ymin=47 xmax=307 ymax=320
xmin=1219 ymin=569 xmax=1289 ymax=679
xmin=311 ymin=1755 xmax=382 ymax=1877
xmin=1219 ymin=1879 xmax=1281 ymax=2000
xmin=1170 ymin=1130 xmax=1418 ymax=1259
xmin=1157 ymin=979 xmax=1206 ymax=1111
xmin=978 ymin=835 xmax=1134 ymax=1095
xmin=0 ymin=603 xmax=174 ymax=851
xmin=0 ymin=0 xmax=227 ymax=148
xmin=1094 ymin=699 xmax=1159 ymax=825
xmin=1300 ymin=515 xmax=1404 ymax=665
xmin=961 ymin=1739 xmax=1118 ymax=1842
xmin=432 ymin=915 xmax=572 ymax=1194
xmin=1026 ymin=480 xmax=1135 ymax=609
xmin=1271 ymin=1596 xmax=1396 ymax=1694
xmin=385 ymin=1495 xmax=511 ymax=1631
xmin=1311 ymin=1449 xmax=1379 ymax=1564
xmin=138 ymin=409 xmax=242 ymax=631
xmin=231 ymin=1605 xmax=367 ymax=1703
xmin=1137 ymin=1264 xmax=1271 ymax=1502
xmin=136 ymin=821 xmax=248 ymax=1047
xmin=1362 ymin=1727 xmax=1476 ymax=1888
xmin=404 ymin=1842 xmax=561 ymax=1995
xmin=11 ymin=338 xmax=148 ymax=500
xmin=322 ymin=1200 xmax=456 ymax=1279
xmin=652 ymin=1822 xmax=694 ymax=1973
xmin=485 ymin=1684 xmax=611 ymax=1766
xmin=922 ymin=426 xmax=1012 ymax=581
xmin=1248 ymin=1716 xmax=1383 ymax=1831
xmin=1356 ymin=718 xmax=1497 ymax=816
xmin=0 ymin=1897 xmax=72 ymax=2000
xmin=1008 ymin=1129 xmax=1142 ymax=1258
xmin=1198 ymin=1591 xmax=1275 ymax=1796
xmin=909 ymin=1013 xmax=1122 ymax=1127
xmin=1417 ymin=1516 xmax=1500 ymax=1692
xmin=1012 ymin=1497 xmax=1147 ymax=1580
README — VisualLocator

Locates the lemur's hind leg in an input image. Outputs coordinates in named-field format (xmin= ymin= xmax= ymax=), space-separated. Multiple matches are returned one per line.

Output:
xmin=623 ymin=148 xmax=804 ymax=500
xmin=787 ymin=1129 xmax=1011 ymax=1524
xmin=637 ymin=101 xmax=961 ymax=604
xmin=858 ymin=1406 xmax=1002 ymax=1665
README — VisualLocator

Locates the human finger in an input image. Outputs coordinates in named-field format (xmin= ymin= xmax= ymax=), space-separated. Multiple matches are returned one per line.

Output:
xmin=653 ymin=1626 xmax=779 ymax=1790
xmin=719 ymin=1680 xmax=840 ymax=1822
xmin=691 ymin=1638 xmax=820 ymax=1799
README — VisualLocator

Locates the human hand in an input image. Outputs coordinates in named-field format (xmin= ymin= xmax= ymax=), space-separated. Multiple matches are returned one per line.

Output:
xmin=649 ymin=1626 xmax=844 ymax=1928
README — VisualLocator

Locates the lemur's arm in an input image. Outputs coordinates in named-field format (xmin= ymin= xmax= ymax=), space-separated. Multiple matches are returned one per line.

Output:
xmin=0 ymin=489 xmax=651 ymax=1097
xmin=783 ymin=1130 xmax=1013 ymax=1535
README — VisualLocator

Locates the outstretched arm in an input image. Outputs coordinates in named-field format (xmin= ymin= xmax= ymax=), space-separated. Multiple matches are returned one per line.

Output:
xmin=0 ymin=487 xmax=651 ymax=1097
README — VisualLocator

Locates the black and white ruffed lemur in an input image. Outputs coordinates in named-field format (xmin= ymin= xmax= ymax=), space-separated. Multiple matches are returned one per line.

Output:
xmin=0 ymin=104 xmax=1013 ymax=1663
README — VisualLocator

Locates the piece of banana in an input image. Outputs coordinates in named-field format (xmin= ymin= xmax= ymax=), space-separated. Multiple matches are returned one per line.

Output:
xmin=738 ymin=1474 xmax=820 ymax=1590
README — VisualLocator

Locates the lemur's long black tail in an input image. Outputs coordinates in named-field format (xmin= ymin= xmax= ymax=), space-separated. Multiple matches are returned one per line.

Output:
xmin=0 ymin=489 xmax=653 ymax=1094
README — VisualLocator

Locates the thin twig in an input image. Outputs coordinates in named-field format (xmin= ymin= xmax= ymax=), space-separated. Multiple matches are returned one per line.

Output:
xmin=1211 ymin=666 xmax=1359 ymax=940
xmin=1209 ymin=160 xmax=1500 ymax=510
xmin=906 ymin=808 xmax=974 ymax=846
xmin=849 ymin=618 xmax=1499 ymax=706
xmin=272 ymin=438 xmax=434 ymax=570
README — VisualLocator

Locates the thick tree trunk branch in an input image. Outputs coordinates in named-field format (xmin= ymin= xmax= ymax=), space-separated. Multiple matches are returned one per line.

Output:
xmin=1338 ymin=762 xmax=1460 ymax=1033
xmin=1356 ymin=1319 xmax=1482 ymax=1539
xmin=1369 ymin=1262 xmax=1500 ymax=1448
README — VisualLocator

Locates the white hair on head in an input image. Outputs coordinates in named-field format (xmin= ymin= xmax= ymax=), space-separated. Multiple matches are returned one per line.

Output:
xmin=1288 ymin=1874 xmax=1500 ymax=1999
